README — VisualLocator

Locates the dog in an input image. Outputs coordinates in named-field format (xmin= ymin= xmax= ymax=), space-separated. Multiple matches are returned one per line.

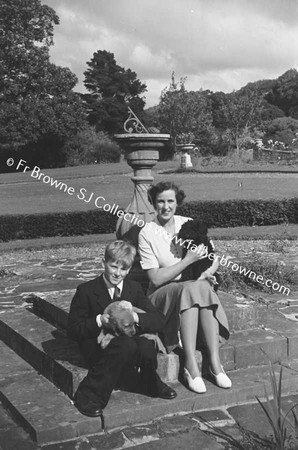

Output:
xmin=177 ymin=219 xmax=221 ymax=290
xmin=97 ymin=301 xmax=136 ymax=349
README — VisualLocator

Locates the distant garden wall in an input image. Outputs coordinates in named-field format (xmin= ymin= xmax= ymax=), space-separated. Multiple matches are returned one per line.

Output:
xmin=253 ymin=147 xmax=298 ymax=163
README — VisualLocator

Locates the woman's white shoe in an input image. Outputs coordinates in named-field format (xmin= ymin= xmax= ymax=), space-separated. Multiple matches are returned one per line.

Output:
xmin=209 ymin=366 xmax=232 ymax=389
xmin=184 ymin=368 xmax=206 ymax=393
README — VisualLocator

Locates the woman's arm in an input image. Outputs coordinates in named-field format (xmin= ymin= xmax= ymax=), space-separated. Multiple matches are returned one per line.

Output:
xmin=146 ymin=245 xmax=208 ymax=288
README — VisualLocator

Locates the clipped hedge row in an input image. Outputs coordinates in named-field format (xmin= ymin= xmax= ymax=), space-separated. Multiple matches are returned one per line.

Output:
xmin=0 ymin=198 xmax=297 ymax=242
xmin=0 ymin=210 xmax=118 ymax=242
xmin=177 ymin=198 xmax=298 ymax=227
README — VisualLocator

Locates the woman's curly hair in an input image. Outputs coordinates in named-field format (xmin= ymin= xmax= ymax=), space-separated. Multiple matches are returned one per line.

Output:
xmin=148 ymin=182 xmax=186 ymax=207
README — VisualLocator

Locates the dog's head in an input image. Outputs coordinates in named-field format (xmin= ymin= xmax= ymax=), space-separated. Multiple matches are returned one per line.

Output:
xmin=104 ymin=302 xmax=136 ymax=337
xmin=178 ymin=220 xmax=209 ymax=253
xmin=177 ymin=219 xmax=219 ymax=283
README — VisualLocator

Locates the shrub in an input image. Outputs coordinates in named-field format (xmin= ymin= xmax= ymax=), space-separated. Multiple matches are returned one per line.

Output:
xmin=264 ymin=117 xmax=298 ymax=146
xmin=92 ymin=131 xmax=121 ymax=163
xmin=65 ymin=127 xmax=121 ymax=166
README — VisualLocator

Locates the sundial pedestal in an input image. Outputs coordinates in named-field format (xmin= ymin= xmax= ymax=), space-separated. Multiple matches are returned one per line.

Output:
xmin=114 ymin=133 xmax=170 ymax=289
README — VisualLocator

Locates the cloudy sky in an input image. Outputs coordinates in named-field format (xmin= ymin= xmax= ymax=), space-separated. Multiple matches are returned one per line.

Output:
xmin=44 ymin=0 xmax=298 ymax=107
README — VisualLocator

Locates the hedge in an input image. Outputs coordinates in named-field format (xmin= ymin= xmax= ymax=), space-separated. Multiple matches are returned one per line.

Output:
xmin=0 ymin=198 xmax=297 ymax=242
xmin=177 ymin=197 xmax=298 ymax=228
xmin=0 ymin=210 xmax=118 ymax=242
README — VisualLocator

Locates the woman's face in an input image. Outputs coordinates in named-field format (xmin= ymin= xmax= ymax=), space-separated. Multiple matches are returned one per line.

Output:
xmin=154 ymin=189 xmax=177 ymax=224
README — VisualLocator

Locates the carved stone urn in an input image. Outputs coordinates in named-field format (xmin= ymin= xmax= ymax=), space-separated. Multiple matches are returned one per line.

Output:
xmin=176 ymin=143 xmax=196 ymax=168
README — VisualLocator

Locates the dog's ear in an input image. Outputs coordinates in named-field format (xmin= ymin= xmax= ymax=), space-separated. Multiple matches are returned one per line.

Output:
xmin=107 ymin=313 xmax=118 ymax=333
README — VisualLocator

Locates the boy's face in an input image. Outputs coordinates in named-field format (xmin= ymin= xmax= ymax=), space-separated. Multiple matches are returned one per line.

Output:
xmin=103 ymin=259 xmax=131 ymax=286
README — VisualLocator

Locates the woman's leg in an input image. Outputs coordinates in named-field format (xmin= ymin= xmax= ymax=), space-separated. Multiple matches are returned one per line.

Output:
xmin=199 ymin=307 xmax=222 ymax=374
xmin=180 ymin=306 xmax=201 ymax=378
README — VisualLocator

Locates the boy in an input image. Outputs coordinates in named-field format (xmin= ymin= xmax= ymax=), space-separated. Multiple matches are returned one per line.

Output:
xmin=67 ymin=240 xmax=177 ymax=417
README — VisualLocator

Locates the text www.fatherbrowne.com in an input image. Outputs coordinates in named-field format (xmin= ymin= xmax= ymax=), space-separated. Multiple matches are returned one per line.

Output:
xmin=146 ymin=212 xmax=291 ymax=296
xmin=10 ymin=158 xmax=291 ymax=296
xmin=216 ymin=254 xmax=290 ymax=296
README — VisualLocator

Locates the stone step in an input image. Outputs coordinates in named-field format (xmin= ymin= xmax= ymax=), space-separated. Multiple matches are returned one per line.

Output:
xmin=0 ymin=306 xmax=192 ymax=395
xmin=0 ymin=341 xmax=104 ymax=444
xmin=2 ymin=339 xmax=298 ymax=445
xmin=0 ymin=307 xmax=87 ymax=398
xmin=30 ymin=289 xmax=268 ymax=333
xmin=31 ymin=289 xmax=298 ymax=369
xmin=0 ymin=304 xmax=291 ymax=405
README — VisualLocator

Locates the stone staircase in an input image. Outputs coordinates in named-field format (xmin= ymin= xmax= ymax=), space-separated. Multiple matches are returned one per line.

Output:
xmin=1 ymin=289 xmax=298 ymax=445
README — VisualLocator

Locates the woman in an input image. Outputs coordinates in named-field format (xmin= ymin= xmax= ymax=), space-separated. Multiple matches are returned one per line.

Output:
xmin=138 ymin=181 xmax=231 ymax=393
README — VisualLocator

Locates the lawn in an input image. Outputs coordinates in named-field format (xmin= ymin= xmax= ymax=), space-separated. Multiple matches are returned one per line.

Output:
xmin=0 ymin=160 xmax=297 ymax=216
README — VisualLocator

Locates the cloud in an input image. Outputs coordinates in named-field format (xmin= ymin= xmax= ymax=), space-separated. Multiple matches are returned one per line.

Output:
xmin=44 ymin=0 xmax=298 ymax=106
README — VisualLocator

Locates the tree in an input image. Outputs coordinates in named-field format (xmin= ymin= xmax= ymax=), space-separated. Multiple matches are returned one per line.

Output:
xmin=210 ymin=91 xmax=229 ymax=130
xmin=218 ymin=88 xmax=264 ymax=153
xmin=83 ymin=50 xmax=147 ymax=134
xmin=158 ymin=74 xmax=188 ymax=144
xmin=158 ymin=74 xmax=216 ymax=154
xmin=266 ymin=69 xmax=298 ymax=117
xmin=0 ymin=0 xmax=87 ymax=169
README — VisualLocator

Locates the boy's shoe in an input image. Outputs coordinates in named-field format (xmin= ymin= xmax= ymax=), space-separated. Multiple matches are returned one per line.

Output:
xmin=140 ymin=369 xmax=177 ymax=400
xmin=73 ymin=391 xmax=103 ymax=417
xmin=156 ymin=381 xmax=177 ymax=399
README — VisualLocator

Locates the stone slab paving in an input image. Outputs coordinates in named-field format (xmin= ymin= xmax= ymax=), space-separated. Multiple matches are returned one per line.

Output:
xmin=228 ymin=394 xmax=298 ymax=439
xmin=3 ymin=393 xmax=297 ymax=449
xmin=0 ymin=250 xmax=106 ymax=312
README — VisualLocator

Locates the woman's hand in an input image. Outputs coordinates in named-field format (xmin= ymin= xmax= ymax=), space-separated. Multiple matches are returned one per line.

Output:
xmin=198 ymin=271 xmax=218 ymax=287
xmin=184 ymin=244 xmax=208 ymax=264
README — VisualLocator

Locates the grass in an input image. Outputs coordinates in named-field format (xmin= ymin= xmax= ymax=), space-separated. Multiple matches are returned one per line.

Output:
xmin=219 ymin=251 xmax=298 ymax=295
xmin=210 ymin=224 xmax=298 ymax=241
xmin=0 ymin=160 xmax=297 ymax=216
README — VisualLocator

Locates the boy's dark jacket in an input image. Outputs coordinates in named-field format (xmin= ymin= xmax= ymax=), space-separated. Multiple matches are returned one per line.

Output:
xmin=67 ymin=275 xmax=165 ymax=357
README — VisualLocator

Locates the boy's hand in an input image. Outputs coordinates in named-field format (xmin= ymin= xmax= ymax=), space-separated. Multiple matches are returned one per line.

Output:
xmin=101 ymin=313 xmax=111 ymax=329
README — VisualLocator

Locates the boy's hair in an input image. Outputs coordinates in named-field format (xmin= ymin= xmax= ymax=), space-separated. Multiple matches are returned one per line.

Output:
xmin=104 ymin=240 xmax=136 ymax=269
